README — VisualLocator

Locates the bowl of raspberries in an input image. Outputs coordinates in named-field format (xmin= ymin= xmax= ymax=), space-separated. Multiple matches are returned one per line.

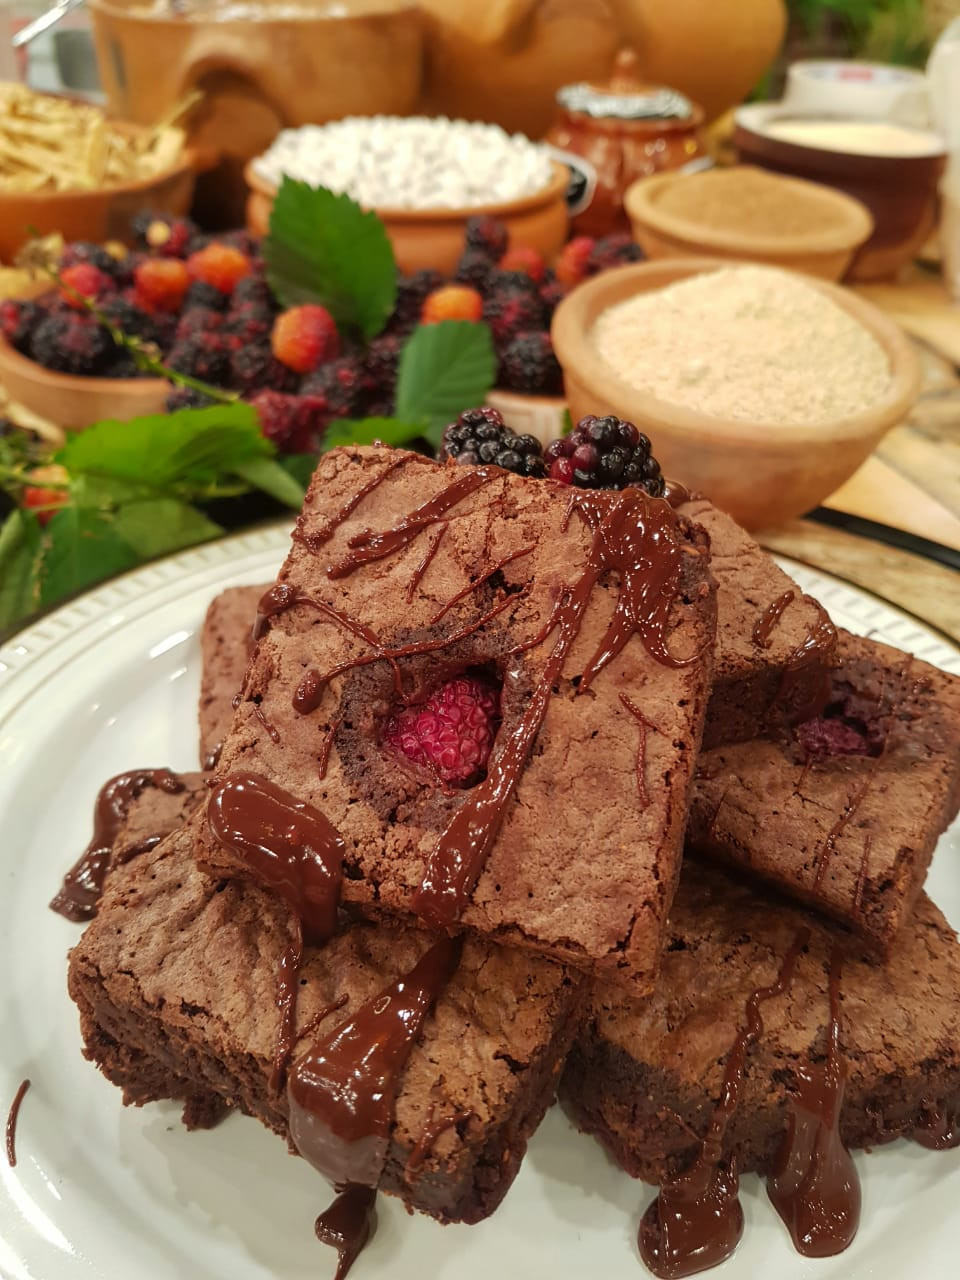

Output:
xmin=0 ymin=209 xmax=642 ymax=448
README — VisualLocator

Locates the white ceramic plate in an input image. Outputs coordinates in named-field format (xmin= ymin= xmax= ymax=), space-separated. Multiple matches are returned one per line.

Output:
xmin=1 ymin=526 xmax=958 ymax=1280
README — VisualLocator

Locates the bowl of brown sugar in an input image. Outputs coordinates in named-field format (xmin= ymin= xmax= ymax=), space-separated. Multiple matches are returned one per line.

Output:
xmin=623 ymin=165 xmax=874 ymax=281
xmin=551 ymin=258 xmax=919 ymax=529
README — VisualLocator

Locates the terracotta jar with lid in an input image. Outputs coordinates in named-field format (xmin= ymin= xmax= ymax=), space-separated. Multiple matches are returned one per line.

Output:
xmin=546 ymin=48 xmax=706 ymax=237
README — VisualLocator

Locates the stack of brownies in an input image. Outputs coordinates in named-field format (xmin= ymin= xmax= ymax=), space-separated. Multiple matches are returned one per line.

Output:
xmin=61 ymin=445 xmax=960 ymax=1275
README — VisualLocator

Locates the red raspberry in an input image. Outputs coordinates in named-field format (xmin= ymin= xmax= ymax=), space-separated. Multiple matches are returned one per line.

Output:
xmin=22 ymin=464 xmax=69 ymax=526
xmin=59 ymin=263 xmax=111 ymax=309
xmin=421 ymin=285 xmax=484 ymax=325
xmin=555 ymin=236 xmax=596 ymax=288
xmin=383 ymin=675 xmax=501 ymax=788
xmin=187 ymin=243 xmax=253 ymax=295
xmin=497 ymin=245 xmax=546 ymax=282
xmin=134 ymin=258 xmax=191 ymax=313
xmin=271 ymin=304 xmax=340 ymax=374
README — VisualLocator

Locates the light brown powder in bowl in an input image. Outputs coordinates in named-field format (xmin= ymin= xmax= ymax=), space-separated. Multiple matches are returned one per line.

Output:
xmin=654 ymin=166 xmax=856 ymax=239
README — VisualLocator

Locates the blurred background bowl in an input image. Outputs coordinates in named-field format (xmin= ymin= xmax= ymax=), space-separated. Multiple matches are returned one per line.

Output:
xmin=245 ymin=159 xmax=570 ymax=275
xmin=551 ymin=258 xmax=920 ymax=530
xmin=0 ymin=127 xmax=202 ymax=265
xmin=623 ymin=165 xmax=873 ymax=280
xmin=0 ymin=334 xmax=167 ymax=431
xmin=734 ymin=104 xmax=947 ymax=281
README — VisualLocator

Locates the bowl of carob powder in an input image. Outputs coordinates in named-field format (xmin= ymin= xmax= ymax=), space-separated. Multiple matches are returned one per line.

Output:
xmin=246 ymin=116 xmax=570 ymax=274
xmin=551 ymin=258 xmax=920 ymax=529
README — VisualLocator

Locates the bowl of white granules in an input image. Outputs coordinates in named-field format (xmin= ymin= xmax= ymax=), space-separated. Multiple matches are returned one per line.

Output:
xmin=245 ymin=116 xmax=570 ymax=274
xmin=551 ymin=259 xmax=920 ymax=530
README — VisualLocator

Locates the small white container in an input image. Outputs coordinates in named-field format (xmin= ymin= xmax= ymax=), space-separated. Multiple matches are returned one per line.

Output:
xmin=783 ymin=59 xmax=930 ymax=128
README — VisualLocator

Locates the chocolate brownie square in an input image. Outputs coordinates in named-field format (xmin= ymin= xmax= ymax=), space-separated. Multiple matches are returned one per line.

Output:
xmin=563 ymin=860 xmax=960 ymax=1184
xmin=196 ymin=446 xmax=717 ymax=994
xmin=680 ymin=498 xmax=837 ymax=750
xmin=198 ymin=584 xmax=263 ymax=768
xmin=68 ymin=816 xmax=585 ymax=1224
xmin=688 ymin=631 xmax=960 ymax=952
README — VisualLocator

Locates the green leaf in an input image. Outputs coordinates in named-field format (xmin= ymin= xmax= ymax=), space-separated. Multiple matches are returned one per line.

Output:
xmin=278 ymin=453 xmax=319 ymax=490
xmin=264 ymin=179 xmax=397 ymax=340
xmin=70 ymin=472 xmax=158 ymax=509
xmin=112 ymin=500 xmax=223 ymax=559
xmin=39 ymin=506 xmax=140 ymax=608
xmin=322 ymin=417 xmax=429 ymax=451
xmin=229 ymin=456 xmax=306 ymax=509
xmin=0 ymin=509 xmax=43 ymax=631
xmin=394 ymin=321 xmax=496 ymax=446
xmin=57 ymin=404 xmax=268 ymax=489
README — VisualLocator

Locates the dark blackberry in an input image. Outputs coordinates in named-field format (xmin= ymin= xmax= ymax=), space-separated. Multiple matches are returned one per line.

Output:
xmin=391 ymin=269 xmax=444 ymax=332
xmin=587 ymin=233 xmax=643 ymax=275
xmin=249 ymin=390 xmax=324 ymax=454
xmin=221 ymin=309 xmax=272 ymax=348
xmin=60 ymin=241 xmax=124 ymax=280
xmin=538 ymin=276 xmax=567 ymax=319
xmin=183 ymin=280 xmax=229 ymax=312
xmin=102 ymin=351 xmax=141 ymax=379
xmin=221 ymin=229 xmax=260 ymax=258
xmin=544 ymin=415 xmax=664 ymax=495
xmin=361 ymin=333 xmax=403 ymax=402
xmin=0 ymin=299 xmax=41 ymax=353
xmin=483 ymin=289 xmax=548 ymax=349
xmin=228 ymin=341 xmax=298 ymax=394
xmin=454 ymin=250 xmax=493 ymax=292
xmin=464 ymin=215 xmax=509 ymax=261
xmin=99 ymin=295 xmax=164 ymax=347
xmin=166 ymin=386 xmax=217 ymax=411
xmin=498 ymin=331 xmax=563 ymax=395
xmin=175 ymin=306 xmax=225 ymax=343
xmin=486 ymin=269 xmax=540 ymax=299
xmin=29 ymin=313 xmax=111 ymax=375
xmin=440 ymin=408 xmax=546 ymax=478
xmin=300 ymin=356 xmax=363 ymax=419
xmin=231 ymin=276 xmax=276 ymax=311
xmin=166 ymin=337 xmax=229 ymax=386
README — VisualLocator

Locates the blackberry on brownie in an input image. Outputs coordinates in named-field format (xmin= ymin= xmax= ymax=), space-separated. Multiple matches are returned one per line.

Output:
xmin=545 ymin=414 xmax=665 ymax=495
xmin=440 ymin=408 xmax=546 ymax=478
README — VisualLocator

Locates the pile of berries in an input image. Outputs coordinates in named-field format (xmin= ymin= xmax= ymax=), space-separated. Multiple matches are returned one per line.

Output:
xmin=406 ymin=216 xmax=641 ymax=396
xmin=441 ymin=408 xmax=664 ymax=497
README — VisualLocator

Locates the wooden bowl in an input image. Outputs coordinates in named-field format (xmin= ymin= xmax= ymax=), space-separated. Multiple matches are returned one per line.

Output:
xmin=623 ymin=166 xmax=873 ymax=281
xmin=0 ymin=335 xmax=167 ymax=430
xmin=734 ymin=106 xmax=947 ymax=282
xmin=551 ymin=258 xmax=920 ymax=531
xmin=245 ymin=161 xmax=570 ymax=276
xmin=0 ymin=129 xmax=203 ymax=265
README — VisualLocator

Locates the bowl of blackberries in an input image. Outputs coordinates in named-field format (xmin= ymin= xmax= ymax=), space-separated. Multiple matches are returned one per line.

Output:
xmin=0 ymin=211 xmax=641 ymax=443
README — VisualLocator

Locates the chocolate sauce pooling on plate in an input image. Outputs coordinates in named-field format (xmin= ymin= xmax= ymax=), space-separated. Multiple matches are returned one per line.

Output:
xmin=639 ymin=930 xmax=808 ymax=1278
xmin=5 ymin=1079 xmax=30 ymax=1168
xmin=413 ymin=489 xmax=700 ymax=930
xmin=206 ymin=771 xmax=344 ymax=945
xmin=287 ymin=935 xmax=461 ymax=1188
xmin=314 ymin=1183 xmax=377 ymax=1280
xmin=912 ymin=1103 xmax=960 ymax=1151
xmin=50 ymin=769 xmax=186 ymax=921
xmin=767 ymin=949 xmax=861 ymax=1257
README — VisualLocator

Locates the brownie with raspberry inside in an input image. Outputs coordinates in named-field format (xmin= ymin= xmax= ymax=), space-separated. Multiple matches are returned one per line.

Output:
xmin=196 ymin=445 xmax=718 ymax=994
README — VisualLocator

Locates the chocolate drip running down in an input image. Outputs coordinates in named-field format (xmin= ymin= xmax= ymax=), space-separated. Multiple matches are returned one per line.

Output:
xmin=912 ymin=1103 xmax=960 ymax=1151
xmin=5 ymin=1078 xmax=30 ymax=1168
xmin=314 ymin=1184 xmax=377 ymax=1280
xmin=752 ymin=590 xmax=796 ymax=649
xmin=49 ymin=769 xmax=186 ymax=921
xmin=767 ymin=949 xmax=861 ymax=1258
xmin=638 ymin=930 xmax=809 ymax=1279
xmin=206 ymin=771 xmax=344 ymax=946
xmin=287 ymin=935 xmax=462 ymax=1188
xmin=618 ymin=692 xmax=659 ymax=809
xmin=413 ymin=489 xmax=702 ymax=930
xmin=773 ymin=595 xmax=837 ymax=725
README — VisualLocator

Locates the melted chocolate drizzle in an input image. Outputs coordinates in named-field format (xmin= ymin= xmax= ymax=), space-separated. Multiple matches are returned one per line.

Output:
xmin=287 ymin=936 xmax=461 ymax=1188
xmin=299 ymin=455 xmax=407 ymax=552
xmin=253 ymin=703 xmax=281 ymax=744
xmin=5 ymin=1078 xmax=30 ymax=1168
xmin=772 ymin=596 xmax=837 ymax=724
xmin=752 ymin=590 xmax=796 ymax=649
xmin=407 ymin=525 xmax=447 ymax=602
xmin=270 ymin=931 xmax=348 ymax=1095
xmin=405 ymin=1103 xmax=473 ymax=1182
xmin=413 ymin=490 xmax=698 ymax=930
xmin=638 ymin=930 xmax=809 ymax=1279
xmin=317 ymin=718 xmax=344 ymax=781
xmin=206 ymin=772 xmax=344 ymax=945
xmin=50 ymin=769 xmax=186 ymax=921
xmin=618 ymin=692 xmax=659 ymax=809
xmin=912 ymin=1103 xmax=960 ymax=1151
xmin=202 ymin=741 xmax=223 ymax=771
xmin=314 ymin=1183 xmax=377 ymax=1280
xmin=767 ymin=949 xmax=861 ymax=1257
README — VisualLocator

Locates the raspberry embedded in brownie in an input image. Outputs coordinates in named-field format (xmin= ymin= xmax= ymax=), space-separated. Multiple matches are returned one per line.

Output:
xmin=196 ymin=446 xmax=718 ymax=994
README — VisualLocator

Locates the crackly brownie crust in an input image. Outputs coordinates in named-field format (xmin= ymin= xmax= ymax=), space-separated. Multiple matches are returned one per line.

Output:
xmin=680 ymin=498 xmax=837 ymax=749
xmin=68 ymin=819 xmax=585 ymax=1224
xmin=195 ymin=447 xmax=717 ymax=994
xmin=687 ymin=631 xmax=960 ymax=952
xmin=563 ymin=861 xmax=960 ymax=1184
xmin=198 ymin=585 xmax=263 ymax=766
